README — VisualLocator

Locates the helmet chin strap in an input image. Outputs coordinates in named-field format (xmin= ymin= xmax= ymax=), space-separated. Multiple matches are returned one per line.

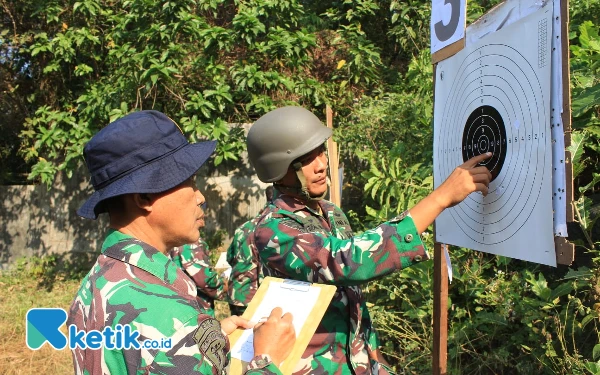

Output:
xmin=275 ymin=162 xmax=327 ymax=201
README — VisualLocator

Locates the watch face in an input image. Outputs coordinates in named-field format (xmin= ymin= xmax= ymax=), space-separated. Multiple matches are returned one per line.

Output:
xmin=256 ymin=358 xmax=268 ymax=367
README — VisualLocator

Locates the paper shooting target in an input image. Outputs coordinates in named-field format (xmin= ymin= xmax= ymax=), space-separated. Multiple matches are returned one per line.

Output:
xmin=461 ymin=105 xmax=507 ymax=181
xmin=433 ymin=3 xmax=556 ymax=266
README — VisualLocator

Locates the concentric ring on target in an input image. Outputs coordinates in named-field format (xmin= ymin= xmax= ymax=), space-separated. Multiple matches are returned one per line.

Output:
xmin=434 ymin=43 xmax=548 ymax=245
xmin=462 ymin=105 xmax=507 ymax=181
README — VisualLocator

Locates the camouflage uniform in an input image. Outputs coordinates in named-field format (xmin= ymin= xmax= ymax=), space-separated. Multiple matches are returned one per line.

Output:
xmin=68 ymin=229 xmax=282 ymax=375
xmin=252 ymin=190 xmax=429 ymax=375
xmin=169 ymin=238 xmax=227 ymax=317
xmin=226 ymin=211 xmax=267 ymax=316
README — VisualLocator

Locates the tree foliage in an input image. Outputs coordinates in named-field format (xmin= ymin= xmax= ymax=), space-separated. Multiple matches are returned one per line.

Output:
xmin=1 ymin=0 xmax=399 ymax=184
xmin=332 ymin=0 xmax=600 ymax=373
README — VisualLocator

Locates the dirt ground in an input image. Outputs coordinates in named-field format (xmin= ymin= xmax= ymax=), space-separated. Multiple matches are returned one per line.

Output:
xmin=0 ymin=270 xmax=231 ymax=374
xmin=0 ymin=275 xmax=79 ymax=374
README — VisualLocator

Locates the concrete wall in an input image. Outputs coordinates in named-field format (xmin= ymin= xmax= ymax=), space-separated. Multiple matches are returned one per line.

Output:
xmin=0 ymin=132 xmax=270 ymax=269
xmin=1 ymin=172 xmax=102 ymax=268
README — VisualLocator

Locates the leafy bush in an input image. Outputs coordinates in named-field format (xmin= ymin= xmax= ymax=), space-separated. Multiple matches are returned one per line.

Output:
xmin=353 ymin=6 xmax=600 ymax=374
xmin=3 ymin=0 xmax=391 ymax=185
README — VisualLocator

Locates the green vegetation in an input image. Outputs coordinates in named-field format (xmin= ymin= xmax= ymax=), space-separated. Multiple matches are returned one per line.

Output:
xmin=0 ymin=256 xmax=81 ymax=374
xmin=1 ymin=0 xmax=599 ymax=373
xmin=349 ymin=5 xmax=600 ymax=375
xmin=1 ymin=0 xmax=391 ymax=184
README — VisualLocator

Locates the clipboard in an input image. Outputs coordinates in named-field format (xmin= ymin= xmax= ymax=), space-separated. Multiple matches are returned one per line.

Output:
xmin=228 ymin=277 xmax=336 ymax=375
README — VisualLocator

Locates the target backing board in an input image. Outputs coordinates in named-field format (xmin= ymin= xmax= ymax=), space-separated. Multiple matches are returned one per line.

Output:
xmin=433 ymin=1 xmax=556 ymax=266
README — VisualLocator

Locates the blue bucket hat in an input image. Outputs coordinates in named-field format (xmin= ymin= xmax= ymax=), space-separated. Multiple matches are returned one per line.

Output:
xmin=77 ymin=110 xmax=216 ymax=220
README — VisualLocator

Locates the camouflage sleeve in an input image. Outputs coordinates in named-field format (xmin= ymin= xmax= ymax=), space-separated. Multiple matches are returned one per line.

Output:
xmin=255 ymin=213 xmax=429 ymax=286
xmin=179 ymin=240 xmax=227 ymax=301
xmin=67 ymin=260 xmax=230 ymax=375
xmin=142 ymin=314 xmax=230 ymax=375
xmin=244 ymin=355 xmax=283 ymax=375
xmin=69 ymin=306 xmax=230 ymax=375
xmin=226 ymin=223 xmax=259 ymax=309
xmin=244 ymin=363 xmax=283 ymax=375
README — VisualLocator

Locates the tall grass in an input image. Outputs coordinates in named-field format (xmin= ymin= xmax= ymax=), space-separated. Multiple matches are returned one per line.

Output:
xmin=0 ymin=256 xmax=81 ymax=374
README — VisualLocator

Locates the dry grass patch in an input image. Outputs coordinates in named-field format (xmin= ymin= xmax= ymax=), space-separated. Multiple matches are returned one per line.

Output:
xmin=0 ymin=269 xmax=81 ymax=374
xmin=0 ymin=255 xmax=233 ymax=374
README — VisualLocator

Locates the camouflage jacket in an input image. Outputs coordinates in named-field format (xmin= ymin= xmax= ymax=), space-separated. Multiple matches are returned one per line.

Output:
xmin=169 ymin=238 xmax=227 ymax=317
xmin=226 ymin=210 xmax=267 ymax=316
xmin=67 ymin=229 xmax=282 ymax=375
xmin=253 ymin=191 xmax=429 ymax=375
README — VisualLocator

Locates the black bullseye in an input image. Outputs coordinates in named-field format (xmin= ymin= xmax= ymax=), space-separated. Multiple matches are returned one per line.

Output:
xmin=462 ymin=105 xmax=507 ymax=181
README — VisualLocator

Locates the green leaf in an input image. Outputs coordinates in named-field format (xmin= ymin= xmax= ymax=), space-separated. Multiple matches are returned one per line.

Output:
xmin=550 ymin=281 xmax=573 ymax=299
xmin=365 ymin=205 xmax=378 ymax=218
xmin=575 ymin=195 xmax=598 ymax=232
xmin=593 ymin=344 xmax=600 ymax=361
xmin=584 ymin=362 xmax=600 ymax=374
xmin=42 ymin=62 xmax=61 ymax=73
xmin=371 ymin=179 xmax=383 ymax=201
xmin=581 ymin=313 xmax=598 ymax=329
xmin=562 ymin=267 xmax=592 ymax=280
xmin=567 ymin=131 xmax=587 ymax=166
xmin=579 ymin=172 xmax=600 ymax=194
xmin=369 ymin=163 xmax=382 ymax=178
xmin=529 ymin=273 xmax=551 ymax=301
xmin=572 ymin=83 xmax=600 ymax=118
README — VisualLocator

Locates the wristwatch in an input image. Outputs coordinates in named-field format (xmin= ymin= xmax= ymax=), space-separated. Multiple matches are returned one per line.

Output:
xmin=247 ymin=354 xmax=273 ymax=370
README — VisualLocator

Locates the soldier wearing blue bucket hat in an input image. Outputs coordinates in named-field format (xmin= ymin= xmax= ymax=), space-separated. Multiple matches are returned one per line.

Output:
xmin=68 ymin=110 xmax=296 ymax=375
xmin=77 ymin=110 xmax=217 ymax=220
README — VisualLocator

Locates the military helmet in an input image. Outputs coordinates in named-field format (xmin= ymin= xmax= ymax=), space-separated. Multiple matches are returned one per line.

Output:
xmin=247 ymin=106 xmax=332 ymax=182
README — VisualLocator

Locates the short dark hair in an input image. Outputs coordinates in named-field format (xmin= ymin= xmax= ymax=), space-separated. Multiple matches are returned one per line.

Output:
xmin=102 ymin=195 xmax=125 ymax=215
xmin=265 ymin=186 xmax=274 ymax=201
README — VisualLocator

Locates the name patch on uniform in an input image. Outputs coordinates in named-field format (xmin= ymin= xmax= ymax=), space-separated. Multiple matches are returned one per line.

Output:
xmin=280 ymin=219 xmax=308 ymax=233
xmin=334 ymin=218 xmax=350 ymax=227
xmin=193 ymin=317 xmax=227 ymax=371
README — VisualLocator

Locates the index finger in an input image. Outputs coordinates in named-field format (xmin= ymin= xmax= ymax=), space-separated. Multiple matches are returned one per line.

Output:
xmin=463 ymin=152 xmax=492 ymax=168
xmin=268 ymin=306 xmax=284 ymax=321
xmin=228 ymin=315 xmax=254 ymax=329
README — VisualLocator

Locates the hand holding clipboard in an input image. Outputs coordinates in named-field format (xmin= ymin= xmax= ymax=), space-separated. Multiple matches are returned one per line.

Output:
xmin=228 ymin=277 xmax=336 ymax=375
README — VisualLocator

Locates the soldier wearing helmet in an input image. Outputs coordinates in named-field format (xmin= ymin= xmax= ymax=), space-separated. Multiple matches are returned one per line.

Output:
xmin=245 ymin=106 xmax=492 ymax=374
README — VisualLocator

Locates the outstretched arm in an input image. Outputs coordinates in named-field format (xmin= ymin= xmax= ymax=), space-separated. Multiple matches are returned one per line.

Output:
xmin=409 ymin=152 xmax=493 ymax=233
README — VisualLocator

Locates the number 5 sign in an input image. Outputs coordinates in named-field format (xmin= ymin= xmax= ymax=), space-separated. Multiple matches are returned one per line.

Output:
xmin=431 ymin=0 xmax=466 ymax=56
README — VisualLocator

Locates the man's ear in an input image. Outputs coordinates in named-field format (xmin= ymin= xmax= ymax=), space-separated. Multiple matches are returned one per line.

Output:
xmin=278 ymin=166 xmax=298 ymax=187
xmin=132 ymin=193 xmax=154 ymax=213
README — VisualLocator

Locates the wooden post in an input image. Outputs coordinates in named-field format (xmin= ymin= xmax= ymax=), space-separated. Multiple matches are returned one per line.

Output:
xmin=326 ymin=105 xmax=341 ymax=207
xmin=433 ymin=242 xmax=448 ymax=375
xmin=555 ymin=0 xmax=575 ymax=265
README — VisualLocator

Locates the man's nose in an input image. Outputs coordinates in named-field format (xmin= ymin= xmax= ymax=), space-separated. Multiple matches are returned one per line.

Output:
xmin=196 ymin=190 xmax=206 ymax=207
xmin=315 ymin=154 xmax=327 ymax=171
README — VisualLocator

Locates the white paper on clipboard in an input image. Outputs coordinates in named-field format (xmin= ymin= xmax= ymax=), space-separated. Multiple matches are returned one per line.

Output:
xmin=230 ymin=280 xmax=321 ymax=361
